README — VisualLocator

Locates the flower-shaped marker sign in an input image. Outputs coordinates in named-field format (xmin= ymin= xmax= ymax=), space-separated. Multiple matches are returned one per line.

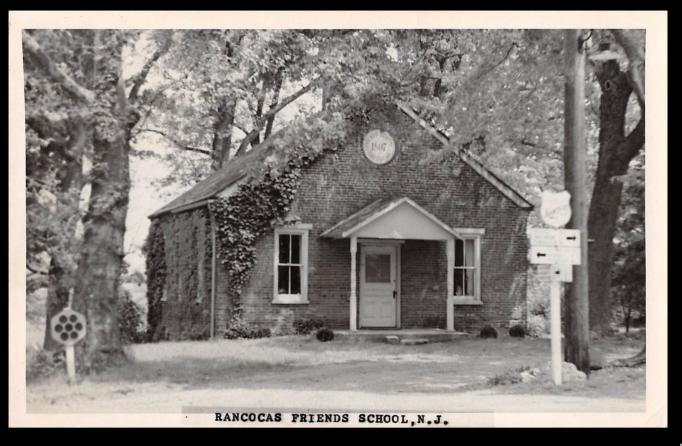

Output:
xmin=50 ymin=308 xmax=86 ymax=346
xmin=362 ymin=129 xmax=396 ymax=165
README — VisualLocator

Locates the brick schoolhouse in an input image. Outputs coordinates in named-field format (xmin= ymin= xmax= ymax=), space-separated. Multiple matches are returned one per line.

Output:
xmin=147 ymin=100 xmax=534 ymax=341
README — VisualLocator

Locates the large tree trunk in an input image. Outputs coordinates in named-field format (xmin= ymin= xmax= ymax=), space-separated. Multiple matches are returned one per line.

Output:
xmin=71 ymin=31 xmax=132 ymax=371
xmin=210 ymin=97 xmax=236 ymax=170
xmin=563 ymin=30 xmax=590 ymax=374
xmin=71 ymin=124 xmax=131 ymax=370
xmin=588 ymin=59 xmax=645 ymax=335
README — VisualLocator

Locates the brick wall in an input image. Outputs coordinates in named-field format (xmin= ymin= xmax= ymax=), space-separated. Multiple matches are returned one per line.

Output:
xmin=238 ymin=103 xmax=531 ymax=334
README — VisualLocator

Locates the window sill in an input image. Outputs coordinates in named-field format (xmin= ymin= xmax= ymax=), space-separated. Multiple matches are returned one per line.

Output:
xmin=272 ymin=295 xmax=309 ymax=305
xmin=452 ymin=297 xmax=483 ymax=306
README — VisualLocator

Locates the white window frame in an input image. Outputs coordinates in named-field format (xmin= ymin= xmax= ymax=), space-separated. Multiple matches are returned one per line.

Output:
xmin=452 ymin=228 xmax=484 ymax=305
xmin=273 ymin=224 xmax=311 ymax=304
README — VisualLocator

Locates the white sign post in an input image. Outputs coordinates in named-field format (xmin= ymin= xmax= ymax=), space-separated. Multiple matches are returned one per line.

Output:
xmin=528 ymin=190 xmax=579 ymax=386
xmin=50 ymin=307 xmax=87 ymax=385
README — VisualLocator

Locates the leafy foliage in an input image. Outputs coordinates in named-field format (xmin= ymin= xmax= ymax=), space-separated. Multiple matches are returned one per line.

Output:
xmin=509 ymin=325 xmax=527 ymax=338
xmin=611 ymin=153 xmax=645 ymax=331
xmin=143 ymin=221 xmax=166 ymax=340
xmin=315 ymin=327 xmax=334 ymax=342
xmin=118 ymin=291 xmax=145 ymax=344
xmin=479 ymin=325 xmax=499 ymax=339
xmin=224 ymin=306 xmax=271 ymax=340
xmin=293 ymin=318 xmax=326 ymax=335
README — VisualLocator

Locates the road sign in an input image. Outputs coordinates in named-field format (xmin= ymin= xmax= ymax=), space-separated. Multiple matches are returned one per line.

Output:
xmin=50 ymin=308 xmax=86 ymax=385
xmin=51 ymin=308 xmax=86 ymax=346
xmin=528 ymin=246 xmax=581 ymax=265
xmin=540 ymin=190 xmax=572 ymax=228
xmin=550 ymin=263 xmax=573 ymax=283
xmin=528 ymin=228 xmax=580 ymax=248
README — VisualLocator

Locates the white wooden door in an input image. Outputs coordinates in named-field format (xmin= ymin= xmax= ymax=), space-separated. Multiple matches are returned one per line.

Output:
xmin=360 ymin=245 xmax=397 ymax=328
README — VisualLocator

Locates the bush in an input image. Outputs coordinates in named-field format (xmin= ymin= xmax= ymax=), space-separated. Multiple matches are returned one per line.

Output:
xmin=224 ymin=325 xmax=271 ymax=340
xmin=293 ymin=318 xmax=325 ymax=335
xmin=479 ymin=325 xmax=498 ymax=339
xmin=118 ymin=292 xmax=146 ymax=344
xmin=27 ymin=349 xmax=65 ymax=382
xmin=224 ymin=308 xmax=271 ymax=339
xmin=487 ymin=366 xmax=533 ymax=386
xmin=527 ymin=314 xmax=548 ymax=337
xmin=509 ymin=325 xmax=526 ymax=338
xmin=316 ymin=327 xmax=334 ymax=342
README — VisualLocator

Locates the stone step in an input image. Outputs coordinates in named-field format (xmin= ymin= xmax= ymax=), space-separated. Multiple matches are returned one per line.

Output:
xmin=399 ymin=338 xmax=429 ymax=345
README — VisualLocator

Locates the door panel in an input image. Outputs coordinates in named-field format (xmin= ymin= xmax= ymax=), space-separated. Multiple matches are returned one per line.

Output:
xmin=360 ymin=245 xmax=397 ymax=327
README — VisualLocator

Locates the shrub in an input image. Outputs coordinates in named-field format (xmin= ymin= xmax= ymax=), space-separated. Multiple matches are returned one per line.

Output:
xmin=509 ymin=325 xmax=526 ymax=338
xmin=293 ymin=318 xmax=325 ymax=335
xmin=316 ymin=327 xmax=334 ymax=342
xmin=224 ymin=307 xmax=271 ymax=339
xmin=527 ymin=314 xmax=548 ymax=337
xmin=487 ymin=366 xmax=533 ymax=386
xmin=118 ymin=291 xmax=146 ymax=344
xmin=479 ymin=325 xmax=498 ymax=339
xmin=27 ymin=349 xmax=65 ymax=382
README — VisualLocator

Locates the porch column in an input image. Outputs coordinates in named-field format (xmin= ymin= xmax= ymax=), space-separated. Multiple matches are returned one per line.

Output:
xmin=349 ymin=235 xmax=358 ymax=331
xmin=446 ymin=238 xmax=455 ymax=331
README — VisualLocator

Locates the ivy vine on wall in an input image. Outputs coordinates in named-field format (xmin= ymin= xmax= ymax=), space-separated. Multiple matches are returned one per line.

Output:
xmin=209 ymin=156 xmax=314 ymax=309
xmin=143 ymin=220 xmax=166 ymax=340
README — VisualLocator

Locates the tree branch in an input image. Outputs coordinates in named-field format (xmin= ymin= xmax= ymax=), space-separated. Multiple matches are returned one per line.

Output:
xmin=22 ymin=32 xmax=95 ymax=104
xmin=611 ymin=29 xmax=645 ymax=109
xmin=138 ymin=128 xmax=211 ymax=156
xmin=235 ymin=78 xmax=319 ymax=156
xmin=26 ymin=263 xmax=49 ymax=275
xmin=623 ymin=116 xmax=645 ymax=161
xmin=128 ymin=32 xmax=173 ymax=103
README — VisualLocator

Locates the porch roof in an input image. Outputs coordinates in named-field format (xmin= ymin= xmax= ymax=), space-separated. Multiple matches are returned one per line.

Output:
xmin=320 ymin=197 xmax=462 ymax=240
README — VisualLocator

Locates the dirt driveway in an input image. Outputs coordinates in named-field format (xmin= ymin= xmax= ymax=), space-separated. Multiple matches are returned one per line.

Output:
xmin=26 ymin=334 xmax=645 ymax=413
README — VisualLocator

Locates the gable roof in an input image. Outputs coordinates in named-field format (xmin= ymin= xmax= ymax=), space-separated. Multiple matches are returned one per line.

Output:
xmin=148 ymin=138 xmax=278 ymax=218
xmin=321 ymin=196 xmax=463 ymax=240
xmin=150 ymin=102 xmax=533 ymax=219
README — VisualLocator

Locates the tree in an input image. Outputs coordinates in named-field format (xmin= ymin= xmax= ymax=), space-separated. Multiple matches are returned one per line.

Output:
xmin=587 ymin=30 xmax=645 ymax=335
xmin=23 ymin=29 xmax=170 ymax=369
xmin=24 ymin=29 xmax=93 ymax=351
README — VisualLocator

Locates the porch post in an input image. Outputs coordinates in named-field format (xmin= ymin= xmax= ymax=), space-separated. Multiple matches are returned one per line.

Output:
xmin=446 ymin=238 xmax=455 ymax=331
xmin=350 ymin=235 xmax=358 ymax=331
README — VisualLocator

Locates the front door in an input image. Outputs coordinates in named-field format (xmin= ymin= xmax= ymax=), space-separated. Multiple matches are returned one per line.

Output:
xmin=360 ymin=245 xmax=398 ymax=328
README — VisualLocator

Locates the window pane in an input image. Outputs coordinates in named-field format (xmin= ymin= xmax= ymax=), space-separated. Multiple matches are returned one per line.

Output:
xmin=366 ymin=254 xmax=391 ymax=283
xmin=465 ymin=269 xmax=475 ymax=296
xmin=455 ymin=240 xmax=464 ymax=267
xmin=465 ymin=239 xmax=475 ymax=266
xmin=454 ymin=269 xmax=465 ymax=295
xmin=278 ymin=265 xmax=290 ymax=294
xmin=290 ymin=266 xmax=301 ymax=294
xmin=290 ymin=234 xmax=301 ymax=264
xmin=278 ymin=234 xmax=290 ymax=264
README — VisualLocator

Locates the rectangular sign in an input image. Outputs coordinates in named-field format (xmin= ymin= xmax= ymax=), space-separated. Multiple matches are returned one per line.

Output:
xmin=528 ymin=246 xmax=581 ymax=265
xmin=550 ymin=263 xmax=573 ymax=282
xmin=528 ymin=228 xmax=581 ymax=248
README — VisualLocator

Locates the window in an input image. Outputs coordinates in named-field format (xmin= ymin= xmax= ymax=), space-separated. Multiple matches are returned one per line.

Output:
xmin=452 ymin=229 xmax=484 ymax=304
xmin=273 ymin=226 xmax=310 ymax=304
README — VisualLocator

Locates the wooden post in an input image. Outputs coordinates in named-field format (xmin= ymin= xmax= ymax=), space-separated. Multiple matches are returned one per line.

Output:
xmin=65 ymin=344 xmax=76 ymax=385
xmin=550 ymin=276 xmax=563 ymax=385
xmin=350 ymin=236 xmax=358 ymax=331
xmin=446 ymin=238 xmax=455 ymax=332
xmin=563 ymin=29 xmax=590 ymax=373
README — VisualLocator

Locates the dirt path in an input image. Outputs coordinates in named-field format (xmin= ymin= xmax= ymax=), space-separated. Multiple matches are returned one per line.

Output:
xmin=27 ymin=335 xmax=645 ymax=414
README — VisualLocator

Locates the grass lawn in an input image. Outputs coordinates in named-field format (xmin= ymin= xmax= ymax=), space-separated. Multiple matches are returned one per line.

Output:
xmin=26 ymin=333 xmax=645 ymax=413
